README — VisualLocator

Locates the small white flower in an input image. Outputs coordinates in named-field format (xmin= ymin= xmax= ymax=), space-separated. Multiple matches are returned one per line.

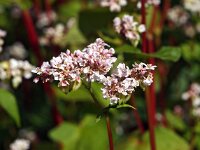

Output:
xmin=10 ymin=139 xmax=30 ymax=150
xmin=100 ymin=0 xmax=127 ymax=12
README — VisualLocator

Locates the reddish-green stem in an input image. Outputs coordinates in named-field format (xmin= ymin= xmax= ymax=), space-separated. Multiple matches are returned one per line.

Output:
xmin=145 ymin=88 xmax=156 ymax=150
xmin=141 ymin=0 xmax=147 ymax=53
xmin=141 ymin=1 xmax=156 ymax=150
xmin=106 ymin=115 xmax=114 ymax=150
xmin=22 ymin=9 xmax=63 ymax=125
xmin=33 ymin=0 xmax=41 ymax=18
xmin=130 ymin=95 xmax=145 ymax=134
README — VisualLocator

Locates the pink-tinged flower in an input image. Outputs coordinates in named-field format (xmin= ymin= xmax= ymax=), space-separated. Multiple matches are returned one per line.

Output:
xmin=100 ymin=0 xmax=127 ymax=12
xmin=100 ymin=63 xmax=155 ymax=104
xmin=131 ymin=62 xmax=156 ymax=87
xmin=33 ymin=38 xmax=117 ymax=90
xmin=113 ymin=15 xmax=145 ymax=45
xmin=0 ymin=29 xmax=6 ymax=53
xmin=168 ymin=6 xmax=189 ymax=26
xmin=81 ymin=38 xmax=117 ymax=82
xmin=182 ymin=82 xmax=200 ymax=117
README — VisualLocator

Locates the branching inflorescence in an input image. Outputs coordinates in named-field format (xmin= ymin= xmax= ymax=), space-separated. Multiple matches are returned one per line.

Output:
xmin=33 ymin=38 xmax=156 ymax=105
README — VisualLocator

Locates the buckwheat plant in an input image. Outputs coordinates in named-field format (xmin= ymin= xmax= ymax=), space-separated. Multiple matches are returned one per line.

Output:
xmin=137 ymin=0 xmax=160 ymax=9
xmin=182 ymin=83 xmax=200 ymax=117
xmin=113 ymin=14 xmax=145 ymax=46
xmin=99 ymin=0 xmax=127 ymax=12
xmin=33 ymin=38 xmax=156 ymax=106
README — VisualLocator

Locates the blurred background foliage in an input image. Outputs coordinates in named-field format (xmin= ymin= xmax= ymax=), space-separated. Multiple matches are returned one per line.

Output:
xmin=0 ymin=0 xmax=200 ymax=150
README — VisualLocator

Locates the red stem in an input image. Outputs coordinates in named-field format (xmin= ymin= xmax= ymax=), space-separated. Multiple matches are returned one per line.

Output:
xmin=33 ymin=0 xmax=41 ymax=18
xmin=106 ymin=115 xmax=114 ymax=150
xmin=45 ymin=0 xmax=53 ymax=23
xmin=130 ymin=95 xmax=145 ymax=134
xmin=141 ymin=0 xmax=147 ymax=53
xmin=145 ymin=89 xmax=156 ymax=150
xmin=22 ymin=9 xmax=63 ymax=125
xmin=141 ymin=1 xmax=156 ymax=150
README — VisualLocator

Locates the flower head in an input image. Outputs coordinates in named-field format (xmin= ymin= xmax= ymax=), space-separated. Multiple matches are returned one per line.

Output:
xmin=113 ymin=15 xmax=145 ymax=45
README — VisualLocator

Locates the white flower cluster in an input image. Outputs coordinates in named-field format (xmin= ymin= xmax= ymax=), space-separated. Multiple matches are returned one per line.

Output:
xmin=167 ymin=6 xmax=189 ymax=26
xmin=182 ymin=83 xmax=200 ymax=117
xmin=0 ymin=29 xmax=6 ymax=53
xmin=33 ymin=38 xmax=116 ymax=87
xmin=10 ymin=139 xmax=30 ymax=150
xmin=36 ymin=11 xmax=57 ymax=28
xmin=39 ymin=23 xmax=65 ymax=46
xmin=33 ymin=38 xmax=156 ymax=104
xmin=100 ymin=0 xmax=127 ymax=12
xmin=39 ymin=19 xmax=75 ymax=47
xmin=137 ymin=0 xmax=160 ymax=9
xmin=0 ymin=59 xmax=35 ymax=88
xmin=6 ymin=42 xmax=27 ymax=59
xmin=113 ymin=15 xmax=145 ymax=44
xmin=183 ymin=0 xmax=200 ymax=14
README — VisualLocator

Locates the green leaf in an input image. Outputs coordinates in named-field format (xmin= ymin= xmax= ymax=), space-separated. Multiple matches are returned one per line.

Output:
xmin=79 ymin=115 xmax=109 ymax=150
xmin=90 ymin=82 xmax=110 ymax=107
xmin=153 ymin=46 xmax=181 ymax=62
xmin=116 ymin=45 xmax=181 ymax=62
xmin=117 ymin=126 xmax=189 ymax=150
xmin=79 ymin=8 xmax=116 ymax=36
xmin=0 ymin=89 xmax=20 ymax=126
xmin=166 ymin=110 xmax=186 ymax=131
xmin=49 ymin=122 xmax=80 ymax=150
xmin=116 ymin=104 xmax=135 ymax=110
xmin=53 ymin=85 xmax=92 ymax=102
xmin=58 ymin=1 xmax=81 ymax=21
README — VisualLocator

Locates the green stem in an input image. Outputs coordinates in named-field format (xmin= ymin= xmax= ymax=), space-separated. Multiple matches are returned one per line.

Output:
xmin=83 ymin=82 xmax=114 ymax=150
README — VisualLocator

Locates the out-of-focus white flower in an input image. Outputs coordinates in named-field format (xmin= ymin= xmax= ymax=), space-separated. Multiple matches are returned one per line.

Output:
xmin=0 ymin=29 xmax=6 ymax=53
xmin=168 ymin=6 xmax=189 ymax=26
xmin=137 ymin=0 xmax=160 ymax=9
xmin=0 ymin=59 xmax=35 ymax=88
xmin=182 ymin=82 xmax=200 ymax=117
xmin=113 ymin=15 xmax=145 ymax=45
xmin=10 ymin=139 xmax=30 ymax=150
xmin=100 ymin=0 xmax=127 ymax=12
xmin=36 ymin=11 xmax=57 ymax=28
xmin=183 ymin=0 xmax=200 ymax=13
xmin=6 ymin=42 xmax=27 ymax=59
xmin=184 ymin=24 xmax=196 ymax=38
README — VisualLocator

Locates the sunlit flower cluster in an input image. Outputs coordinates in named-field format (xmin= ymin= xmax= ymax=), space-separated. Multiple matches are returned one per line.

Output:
xmin=101 ymin=62 xmax=156 ymax=104
xmin=183 ymin=0 xmax=200 ymax=14
xmin=182 ymin=83 xmax=200 ymax=117
xmin=36 ymin=11 xmax=57 ymax=28
xmin=113 ymin=14 xmax=145 ymax=45
xmin=33 ymin=38 xmax=156 ymax=104
xmin=168 ymin=6 xmax=189 ymax=26
xmin=0 ymin=29 xmax=6 ymax=53
xmin=0 ymin=59 xmax=35 ymax=88
xmin=33 ymin=38 xmax=116 ymax=89
xmin=100 ymin=0 xmax=127 ymax=12
xmin=10 ymin=139 xmax=30 ymax=150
